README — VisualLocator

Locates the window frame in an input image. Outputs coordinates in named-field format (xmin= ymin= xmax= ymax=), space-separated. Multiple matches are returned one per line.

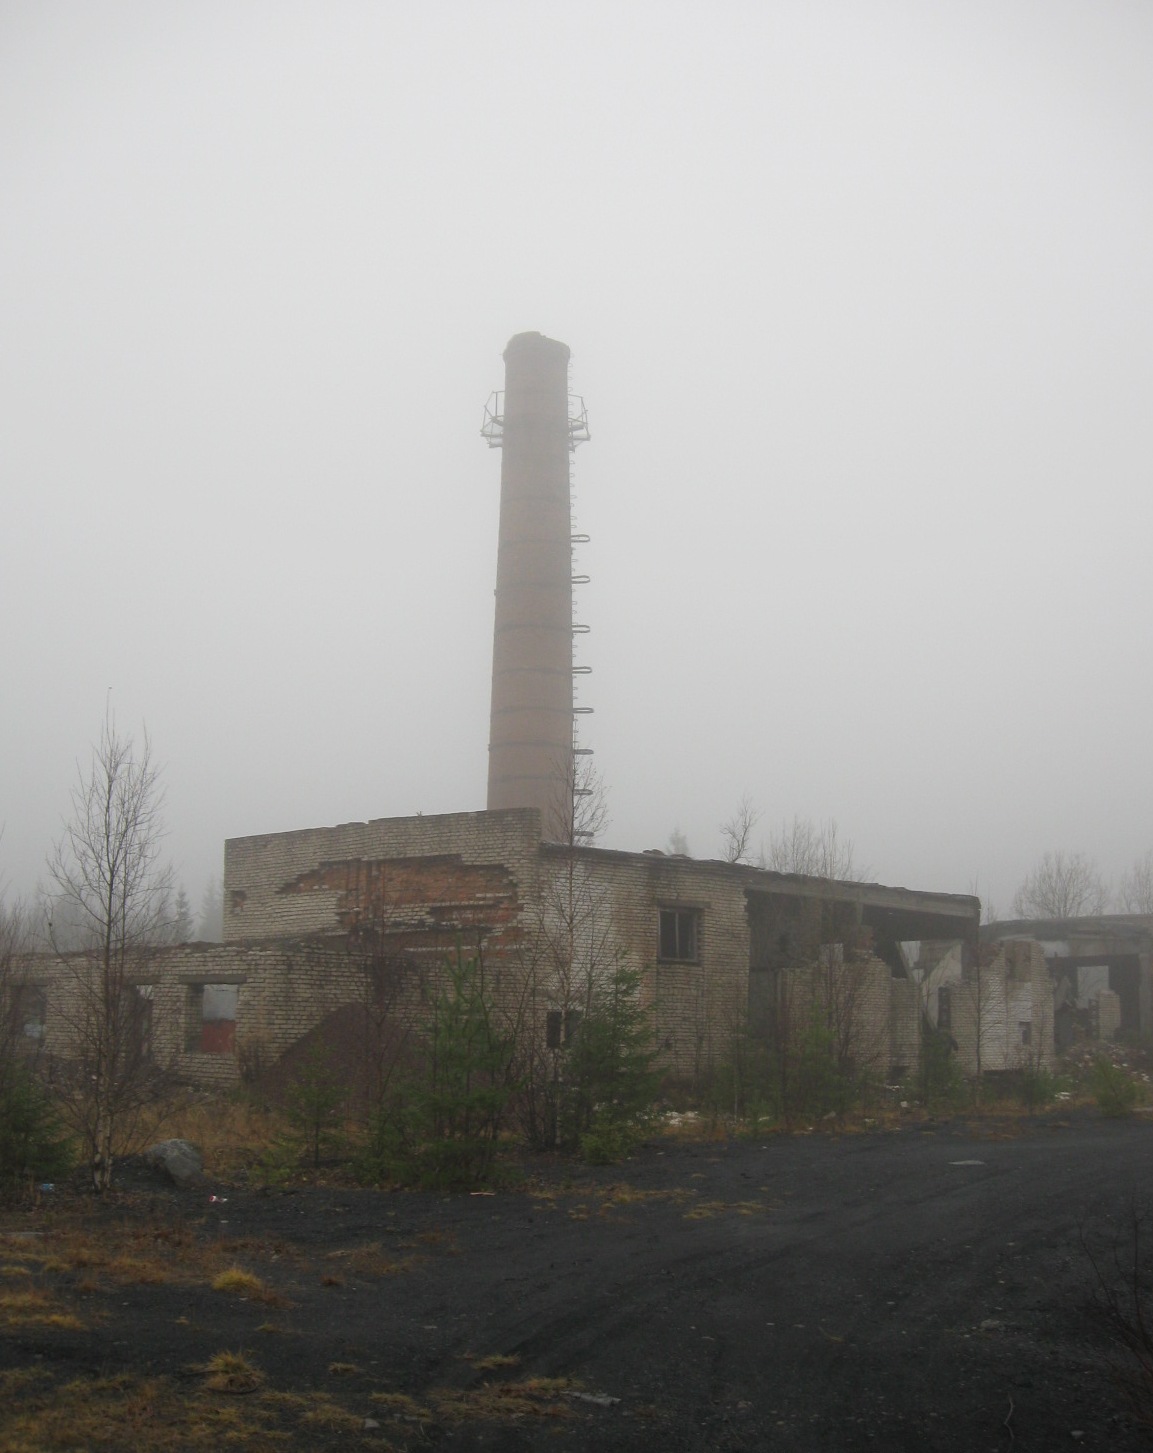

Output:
xmin=658 ymin=907 xmax=702 ymax=965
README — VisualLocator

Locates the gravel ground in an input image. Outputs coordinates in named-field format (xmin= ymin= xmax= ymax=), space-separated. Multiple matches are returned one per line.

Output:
xmin=4 ymin=1111 xmax=1153 ymax=1451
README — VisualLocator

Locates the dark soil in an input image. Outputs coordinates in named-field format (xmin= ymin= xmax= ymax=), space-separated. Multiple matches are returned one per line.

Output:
xmin=5 ymin=1111 xmax=1153 ymax=1451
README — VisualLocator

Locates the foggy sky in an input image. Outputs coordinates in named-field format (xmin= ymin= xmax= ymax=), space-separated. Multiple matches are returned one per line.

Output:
xmin=3 ymin=1 xmax=1151 ymax=919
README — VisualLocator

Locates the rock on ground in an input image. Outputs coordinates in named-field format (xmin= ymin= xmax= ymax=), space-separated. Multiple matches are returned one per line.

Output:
xmin=141 ymin=1139 xmax=205 ymax=1188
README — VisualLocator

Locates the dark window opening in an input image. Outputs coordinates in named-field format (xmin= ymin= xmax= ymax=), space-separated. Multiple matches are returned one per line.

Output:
xmin=12 ymin=985 xmax=46 ymax=1041
xmin=659 ymin=908 xmax=700 ymax=963
xmin=186 ymin=983 xmax=238 ymax=1054
xmin=545 ymin=1008 xmax=584 ymax=1049
xmin=937 ymin=986 xmax=952 ymax=1031
xmin=1019 ymin=1021 xmax=1032 ymax=1047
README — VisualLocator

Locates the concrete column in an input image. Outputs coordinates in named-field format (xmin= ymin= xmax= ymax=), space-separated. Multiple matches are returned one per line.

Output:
xmin=487 ymin=332 xmax=574 ymax=838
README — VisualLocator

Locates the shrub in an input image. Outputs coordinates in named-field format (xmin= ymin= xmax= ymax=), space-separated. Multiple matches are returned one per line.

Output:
xmin=282 ymin=1045 xmax=347 ymax=1168
xmin=1090 ymin=1057 xmax=1142 ymax=1117
xmin=700 ymin=1030 xmax=776 ymax=1129
xmin=917 ymin=1024 xmax=965 ymax=1111
xmin=788 ymin=1012 xmax=858 ymax=1120
xmin=0 ymin=1061 xmax=73 ymax=1187
xmin=1019 ymin=1065 xmax=1060 ymax=1112
xmin=560 ymin=966 xmax=661 ymax=1161
xmin=360 ymin=950 xmax=516 ymax=1190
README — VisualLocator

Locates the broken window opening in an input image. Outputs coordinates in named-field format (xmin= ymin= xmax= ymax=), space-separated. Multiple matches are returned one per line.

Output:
xmin=659 ymin=908 xmax=700 ymax=964
xmin=186 ymin=983 xmax=238 ymax=1054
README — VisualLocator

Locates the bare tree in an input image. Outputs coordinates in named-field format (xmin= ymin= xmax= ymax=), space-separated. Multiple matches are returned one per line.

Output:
xmin=570 ymin=753 xmax=610 ymax=847
xmin=763 ymin=816 xmax=864 ymax=881
xmin=1118 ymin=852 xmax=1153 ymax=914
xmin=1012 ymin=850 xmax=1111 ymax=919
xmin=513 ymin=756 xmax=626 ymax=1149
xmin=45 ymin=718 xmax=174 ymax=1192
xmin=720 ymin=793 xmax=760 ymax=864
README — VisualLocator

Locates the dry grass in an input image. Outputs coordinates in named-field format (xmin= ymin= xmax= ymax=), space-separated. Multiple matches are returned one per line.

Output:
xmin=201 ymin=1351 xmax=264 ymax=1394
xmin=136 ymin=1096 xmax=285 ymax=1181
xmin=2 ymin=1364 xmax=422 ymax=1451
xmin=370 ymin=1390 xmax=432 ymax=1418
xmin=13 ymin=1219 xmax=250 ymax=1291
xmin=326 ymin=1242 xmax=414 ymax=1279
xmin=217 ymin=1233 xmax=305 ymax=1262
xmin=683 ymin=1200 xmax=730 ymax=1220
xmin=414 ymin=1227 xmax=459 ymax=1252
xmin=300 ymin=1397 xmax=365 ymax=1431
xmin=0 ymin=1369 xmax=290 ymax=1452
xmin=210 ymin=1267 xmax=289 ymax=1308
xmin=432 ymin=1376 xmax=578 ymax=1422
xmin=470 ymin=1353 xmax=521 ymax=1372
xmin=371 ymin=1377 xmax=580 ymax=1426
xmin=598 ymin=1184 xmax=694 ymax=1213
xmin=0 ymin=1286 xmax=84 ymax=1331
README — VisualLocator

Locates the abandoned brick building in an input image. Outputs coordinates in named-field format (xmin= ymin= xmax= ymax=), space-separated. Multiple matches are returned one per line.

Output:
xmin=14 ymin=807 xmax=1067 ymax=1093
xmin=7 ymin=332 xmax=1069 ymax=1092
xmin=13 ymin=807 xmax=987 ymax=1086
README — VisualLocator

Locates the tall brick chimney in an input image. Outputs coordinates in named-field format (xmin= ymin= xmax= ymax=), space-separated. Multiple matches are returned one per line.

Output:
xmin=484 ymin=332 xmax=581 ymax=838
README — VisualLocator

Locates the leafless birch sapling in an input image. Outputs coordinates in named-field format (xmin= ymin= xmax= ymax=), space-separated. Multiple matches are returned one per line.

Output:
xmin=45 ymin=719 xmax=174 ymax=1192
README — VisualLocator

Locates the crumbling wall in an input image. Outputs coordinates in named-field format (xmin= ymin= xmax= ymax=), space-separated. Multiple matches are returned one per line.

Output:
xmin=224 ymin=809 xmax=540 ymax=944
xmin=10 ymin=939 xmax=456 ymax=1092
xmin=947 ymin=941 xmax=1055 ymax=1077
xmin=9 ymin=943 xmax=340 ymax=1091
